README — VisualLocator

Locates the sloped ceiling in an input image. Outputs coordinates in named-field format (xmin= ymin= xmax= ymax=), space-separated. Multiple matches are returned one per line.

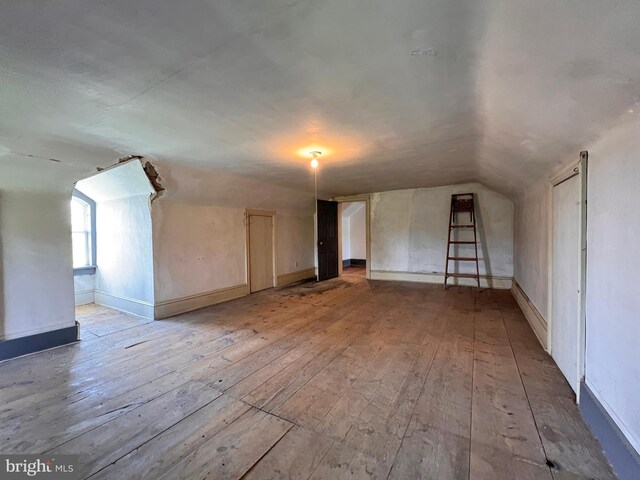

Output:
xmin=1 ymin=0 xmax=639 ymax=198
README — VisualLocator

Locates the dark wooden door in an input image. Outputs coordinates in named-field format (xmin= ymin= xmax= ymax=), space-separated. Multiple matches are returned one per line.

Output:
xmin=317 ymin=200 xmax=339 ymax=281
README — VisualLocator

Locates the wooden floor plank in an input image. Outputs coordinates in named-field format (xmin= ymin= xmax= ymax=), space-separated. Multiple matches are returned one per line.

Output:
xmin=1 ymin=371 xmax=190 ymax=454
xmin=389 ymin=317 xmax=475 ymax=479
xmin=501 ymin=307 xmax=617 ymax=480
xmin=157 ymin=407 xmax=293 ymax=480
xmin=469 ymin=306 xmax=553 ymax=479
xmin=91 ymin=393 xmax=252 ymax=479
xmin=341 ymin=332 xmax=442 ymax=466
xmin=47 ymin=380 xmax=221 ymax=478
xmin=309 ymin=439 xmax=390 ymax=480
xmin=242 ymin=426 xmax=335 ymax=480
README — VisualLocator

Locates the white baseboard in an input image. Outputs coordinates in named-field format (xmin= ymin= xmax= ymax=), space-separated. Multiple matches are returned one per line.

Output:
xmin=277 ymin=268 xmax=316 ymax=287
xmin=154 ymin=283 xmax=248 ymax=319
xmin=94 ymin=290 xmax=154 ymax=320
xmin=511 ymin=279 xmax=548 ymax=350
xmin=74 ymin=290 xmax=95 ymax=306
xmin=370 ymin=270 xmax=512 ymax=289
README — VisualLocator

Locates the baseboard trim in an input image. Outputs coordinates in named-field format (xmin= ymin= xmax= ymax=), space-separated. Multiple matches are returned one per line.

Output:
xmin=369 ymin=270 xmax=512 ymax=289
xmin=511 ymin=279 xmax=548 ymax=350
xmin=277 ymin=268 xmax=316 ymax=287
xmin=349 ymin=259 xmax=366 ymax=266
xmin=75 ymin=290 xmax=95 ymax=306
xmin=154 ymin=283 xmax=248 ymax=319
xmin=580 ymin=381 xmax=640 ymax=480
xmin=0 ymin=322 xmax=79 ymax=362
xmin=95 ymin=290 xmax=154 ymax=320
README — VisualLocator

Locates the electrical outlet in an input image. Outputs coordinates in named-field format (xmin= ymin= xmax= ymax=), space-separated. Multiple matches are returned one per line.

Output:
xmin=295 ymin=261 xmax=299 ymax=267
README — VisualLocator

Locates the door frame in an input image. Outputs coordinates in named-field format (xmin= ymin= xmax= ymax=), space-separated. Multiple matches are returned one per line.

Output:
xmin=331 ymin=194 xmax=372 ymax=280
xmin=547 ymin=151 xmax=588 ymax=401
xmin=245 ymin=209 xmax=277 ymax=294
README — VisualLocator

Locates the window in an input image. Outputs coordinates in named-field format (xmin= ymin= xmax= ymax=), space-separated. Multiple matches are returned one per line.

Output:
xmin=71 ymin=191 xmax=96 ymax=273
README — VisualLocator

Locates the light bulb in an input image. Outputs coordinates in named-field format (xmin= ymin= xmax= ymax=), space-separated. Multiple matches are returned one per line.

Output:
xmin=310 ymin=151 xmax=321 ymax=169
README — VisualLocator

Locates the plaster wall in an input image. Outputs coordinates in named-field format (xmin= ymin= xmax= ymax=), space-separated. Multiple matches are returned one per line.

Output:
xmin=0 ymin=190 xmax=76 ymax=340
xmin=275 ymin=209 xmax=315 ymax=277
xmin=584 ymin=118 xmax=640 ymax=455
xmin=152 ymin=163 xmax=315 ymax=306
xmin=95 ymin=194 xmax=154 ymax=316
xmin=74 ymin=274 xmax=95 ymax=306
xmin=349 ymin=205 xmax=366 ymax=260
xmin=513 ymin=178 xmax=549 ymax=317
xmin=152 ymin=202 xmax=246 ymax=301
xmin=153 ymin=203 xmax=314 ymax=303
xmin=341 ymin=212 xmax=351 ymax=260
xmin=513 ymin=117 xmax=640 ymax=456
xmin=370 ymin=183 xmax=514 ymax=279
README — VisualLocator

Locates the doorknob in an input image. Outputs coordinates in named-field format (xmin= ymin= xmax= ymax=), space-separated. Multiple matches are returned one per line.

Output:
xmin=319 ymin=241 xmax=324 ymax=245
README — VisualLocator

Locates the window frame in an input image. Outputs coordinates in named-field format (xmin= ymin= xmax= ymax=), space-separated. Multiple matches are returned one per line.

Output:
xmin=72 ymin=189 xmax=97 ymax=276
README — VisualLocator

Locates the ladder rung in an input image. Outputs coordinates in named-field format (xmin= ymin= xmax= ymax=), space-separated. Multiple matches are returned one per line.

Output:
xmin=445 ymin=273 xmax=479 ymax=278
xmin=450 ymin=241 xmax=475 ymax=244
xmin=450 ymin=225 xmax=474 ymax=229
xmin=448 ymin=257 xmax=477 ymax=261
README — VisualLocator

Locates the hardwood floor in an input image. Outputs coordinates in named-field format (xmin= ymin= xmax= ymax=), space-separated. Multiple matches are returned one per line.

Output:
xmin=342 ymin=265 xmax=366 ymax=277
xmin=0 ymin=277 xmax=616 ymax=479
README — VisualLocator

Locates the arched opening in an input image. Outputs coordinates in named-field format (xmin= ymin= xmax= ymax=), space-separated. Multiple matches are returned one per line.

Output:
xmin=72 ymin=160 xmax=156 ymax=337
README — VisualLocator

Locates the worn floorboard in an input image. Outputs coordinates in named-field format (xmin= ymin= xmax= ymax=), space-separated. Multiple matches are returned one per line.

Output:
xmin=0 ymin=276 xmax=616 ymax=479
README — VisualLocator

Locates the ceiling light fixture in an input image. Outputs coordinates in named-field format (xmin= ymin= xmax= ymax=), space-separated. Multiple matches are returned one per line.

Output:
xmin=310 ymin=151 xmax=321 ymax=169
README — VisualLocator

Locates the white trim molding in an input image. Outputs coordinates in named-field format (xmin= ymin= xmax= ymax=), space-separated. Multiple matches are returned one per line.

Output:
xmin=154 ymin=283 xmax=248 ymax=319
xmin=94 ymin=290 xmax=154 ymax=320
xmin=277 ymin=268 xmax=316 ymax=287
xmin=370 ymin=270 xmax=512 ymax=289
xmin=74 ymin=289 xmax=95 ymax=306
xmin=512 ymin=279 xmax=548 ymax=351
xmin=549 ymin=159 xmax=580 ymax=187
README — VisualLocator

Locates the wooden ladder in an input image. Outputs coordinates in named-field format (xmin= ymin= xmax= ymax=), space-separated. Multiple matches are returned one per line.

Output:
xmin=444 ymin=193 xmax=480 ymax=289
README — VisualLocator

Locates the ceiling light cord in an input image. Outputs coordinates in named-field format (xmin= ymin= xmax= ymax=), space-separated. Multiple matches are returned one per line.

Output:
xmin=310 ymin=151 xmax=321 ymax=281
xmin=314 ymin=160 xmax=318 ymax=252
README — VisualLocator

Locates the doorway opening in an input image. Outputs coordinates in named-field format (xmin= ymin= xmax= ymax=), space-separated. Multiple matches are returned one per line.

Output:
xmin=340 ymin=201 xmax=366 ymax=278
xmin=71 ymin=159 xmax=157 ymax=338
xmin=315 ymin=194 xmax=371 ymax=281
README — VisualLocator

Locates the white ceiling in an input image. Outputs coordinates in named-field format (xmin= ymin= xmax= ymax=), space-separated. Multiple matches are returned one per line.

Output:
xmin=1 ymin=0 xmax=639 ymax=198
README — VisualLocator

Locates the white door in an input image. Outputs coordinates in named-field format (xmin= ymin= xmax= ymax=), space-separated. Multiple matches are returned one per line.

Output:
xmin=249 ymin=214 xmax=274 ymax=293
xmin=552 ymin=174 xmax=581 ymax=393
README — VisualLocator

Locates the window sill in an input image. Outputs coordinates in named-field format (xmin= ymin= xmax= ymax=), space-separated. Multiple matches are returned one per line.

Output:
xmin=74 ymin=266 xmax=96 ymax=276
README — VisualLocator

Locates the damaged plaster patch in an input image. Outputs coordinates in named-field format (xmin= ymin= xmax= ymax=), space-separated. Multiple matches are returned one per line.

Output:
xmin=142 ymin=161 xmax=165 ymax=199
xmin=117 ymin=155 xmax=166 ymax=198
xmin=96 ymin=155 xmax=165 ymax=200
